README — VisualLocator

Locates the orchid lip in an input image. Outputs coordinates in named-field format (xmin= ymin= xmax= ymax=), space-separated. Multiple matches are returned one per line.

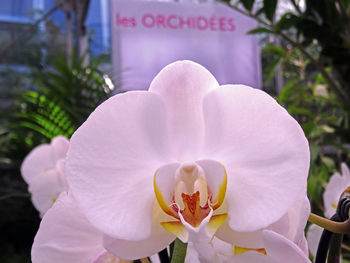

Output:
xmin=153 ymin=160 xmax=228 ymax=241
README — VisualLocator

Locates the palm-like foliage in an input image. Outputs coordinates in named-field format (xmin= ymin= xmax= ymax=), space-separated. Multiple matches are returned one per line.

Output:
xmin=0 ymin=53 xmax=114 ymax=263
xmin=3 ymin=53 xmax=113 ymax=161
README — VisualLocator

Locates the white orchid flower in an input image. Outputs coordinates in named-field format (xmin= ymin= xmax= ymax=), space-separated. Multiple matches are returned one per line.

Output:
xmin=66 ymin=60 xmax=310 ymax=259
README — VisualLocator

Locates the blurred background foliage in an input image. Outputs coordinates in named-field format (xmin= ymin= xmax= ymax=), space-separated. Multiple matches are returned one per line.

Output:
xmin=222 ymin=0 xmax=350 ymax=260
xmin=2 ymin=0 xmax=350 ymax=262
xmin=0 ymin=17 xmax=114 ymax=261
xmin=2 ymin=53 xmax=112 ymax=163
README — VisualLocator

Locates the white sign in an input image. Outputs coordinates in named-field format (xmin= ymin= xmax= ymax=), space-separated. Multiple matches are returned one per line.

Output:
xmin=111 ymin=0 xmax=261 ymax=91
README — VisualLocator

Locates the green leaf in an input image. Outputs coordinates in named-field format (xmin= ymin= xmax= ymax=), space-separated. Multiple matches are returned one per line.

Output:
xmin=263 ymin=45 xmax=287 ymax=57
xmin=309 ymin=143 xmax=320 ymax=163
xmin=264 ymin=57 xmax=283 ymax=83
xmin=170 ymin=238 xmax=188 ymax=263
xmin=339 ymin=0 xmax=350 ymax=10
xmin=302 ymin=122 xmax=315 ymax=137
xmin=247 ymin=27 xmax=273 ymax=34
xmin=240 ymin=0 xmax=255 ymax=11
xmin=263 ymin=0 xmax=278 ymax=21
xmin=278 ymin=79 xmax=299 ymax=104
xmin=321 ymin=156 xmax=335 ymax=170
xmin=275 ymin=12 xmax=297 ymax=32
xmin=287 ymin=105 xmax=314 ymax=117
xmin=309 ymin=125 xmax=326 ymax=139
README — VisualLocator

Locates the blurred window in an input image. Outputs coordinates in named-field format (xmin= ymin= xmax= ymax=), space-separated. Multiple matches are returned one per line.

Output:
xmin=0 ymin=0 xmax=33 ymax=19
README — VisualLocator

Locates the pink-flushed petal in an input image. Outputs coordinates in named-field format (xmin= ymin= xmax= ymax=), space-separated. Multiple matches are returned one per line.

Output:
xmin=21 ymin=144 xmax=54 ymax=184
xmin=55 ymin=159 xmax=69 ymax=190
xmin=67 ymin=91 xmax=172 ymax=240
xmin=201 ymin=85 xmax=310 ymax=232
xmin=298 ymin=235 xmax=309 ymax=257
xmin=21 ymin=136 xmax=68 ymax=186
xmin=216 ymin=193 xmax=310 ymax=253
xmin=215 ymin=221 xmax=264 ymax=248
xmin=103 ymin=203 xmax=175 ymax=260
xmin=50 ymin=136 xmax=69 ymax=162
xmin=29 ymin=169 xmax=67 ymax=217
xmin=187 ymin=237 xmax=233 ymax=263
xmin=262 ymin=230 xmax=311 ymax=263
xmin=31 ymin=192 xmax=104 ymax=263
xmin=306 ymin=224 xmax=323 ymax=257
xmin=91 ymin=249 xmax=119 ymax=263
xmin=186 ymin=243 xmax=219 ymax=263
xmin=185 ymin=243 xmax=201 ymax=263
xmin=323 ymin=170 xmax=350 ymax=218
xmin=215 ymin=207 xmax=289 ymax=248
xmin=323 ymin=163 xmax=350 ymax=218
xmin=149 ymin=60 xmax=219 ymax=161
xmin=342 ymin=163 xmax=350 ymax=179
xmin=286 ymin=195 xmax=310 ymax=246
xmin=150 ymin=255 xmax=161 ymax=263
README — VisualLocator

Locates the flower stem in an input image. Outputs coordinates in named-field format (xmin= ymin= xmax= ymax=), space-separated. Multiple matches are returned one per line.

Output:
xmin=170 ymin=239 xmax=187 ymax=263
xmin=170 ymin=241 xmax=175 ymax=258
xmin=0 ymin=192 xmax=30 ymax=201
xmin=308 ymin=213 xmax=350 ymax=233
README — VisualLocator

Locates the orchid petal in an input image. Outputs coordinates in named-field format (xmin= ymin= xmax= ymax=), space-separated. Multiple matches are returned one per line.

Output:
xmin=21 ymin=144 xmax=54 ymax=184
xmin=202 ymin=85 xmax=310 ymax=232
xmin=29 ymin=169 xmax=67 ymax=216
xmin=31 ymin=192 xmax=104 ymax=263
xmin=262 ymin=230 xmax=311 ymax=263
xmin=187 ymin=238 xmax=232 ymax=263
xmin=342 ymin=163 xmax=350 ymax=179
xmin=324 ymin=164 xmax=350 ymax=218
xmin=103 ymin=203 xmax=175 ymax=260
xmin=67 ymin=91 xmax=172 ymax=240
xmin=55 ymin=159 xmax=68 ymax=190
xmin=286 ymin=195 xmax=310 ymax=244
xmin=149 ymin=60 xmax=218 ymax=160
xmin=91 ymin=249 xmax=119 ymax=263
xmin=185 ymin=243 xmax=201 ymax=263
xmin=306 ymin=224 xmax=323 ymax=257
xmin=216 ymin=194 xmax=309 ymax=252
xmin=51 ymin=136 xmax=70 ymax=162
xmin=215 ymin=221 xmax=264 ymax=248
